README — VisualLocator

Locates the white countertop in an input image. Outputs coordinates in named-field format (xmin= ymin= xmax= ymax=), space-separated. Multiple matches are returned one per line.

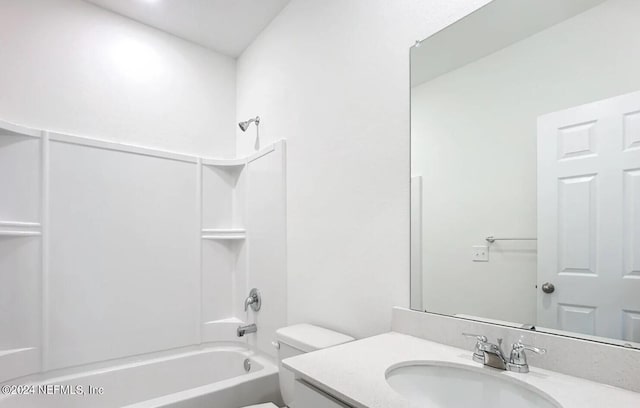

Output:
xmin=283 ymin=332 xmax=640 ymax=408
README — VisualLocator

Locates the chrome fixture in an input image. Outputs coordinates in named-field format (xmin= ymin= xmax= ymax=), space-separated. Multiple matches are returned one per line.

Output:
xmin=244 ymin=288 xmax=261 ymax=312
xmin=483 ymin=338 xmax=508 ymax=370
xmin=238 ymin=116 xmax=260 ymax=132
xmin=237 ymin=323 xmax=257 ymax=337
xmin=462 ymin=333 xmax=546 ymax=373
xmin=243 ymin=358 xmax=252 ymax=372
xmin=507 ymin=340 xmax=547 ymax=373
xmin=486 ymin=236 xmax=537 ymax=243
xmin=462 ymin=333 xmax=488 ymax=364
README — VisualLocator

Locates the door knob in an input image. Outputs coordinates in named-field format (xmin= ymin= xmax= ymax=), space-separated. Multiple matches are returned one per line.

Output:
xmin=541 ymin=282 xmax=555 ymax=294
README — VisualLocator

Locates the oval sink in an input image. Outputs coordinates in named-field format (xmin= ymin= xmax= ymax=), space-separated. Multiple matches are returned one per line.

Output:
xmin=386 ymin=362 xmax=561 ymax=408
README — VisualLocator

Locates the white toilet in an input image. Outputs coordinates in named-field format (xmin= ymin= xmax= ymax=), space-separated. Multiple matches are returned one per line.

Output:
xmin=245 ymin=324 xmax=354 ymax=408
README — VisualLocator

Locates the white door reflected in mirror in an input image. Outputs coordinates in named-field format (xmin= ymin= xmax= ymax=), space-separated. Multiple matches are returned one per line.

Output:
xmin=537 ymin=91 xmax=640 ymax=341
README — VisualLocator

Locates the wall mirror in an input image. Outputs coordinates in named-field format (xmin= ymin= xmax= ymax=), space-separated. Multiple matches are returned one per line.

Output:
xmin=410 ymin=0 xmax=640 ymax=348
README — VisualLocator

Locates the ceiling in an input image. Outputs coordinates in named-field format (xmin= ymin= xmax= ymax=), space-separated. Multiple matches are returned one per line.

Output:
xmin=410 ymin=0 xmax=606 ymax=87
xmin=86 ymin=0 xmax=291 ymax=57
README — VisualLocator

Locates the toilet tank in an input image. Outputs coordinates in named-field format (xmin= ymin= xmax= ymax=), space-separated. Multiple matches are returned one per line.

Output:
xmin=275 ymin=324 xmax=354 ymax=406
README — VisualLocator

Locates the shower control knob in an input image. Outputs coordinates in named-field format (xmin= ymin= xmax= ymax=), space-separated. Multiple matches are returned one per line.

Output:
xmin=244 ymin=288 xmax=261 ymax=312
xmin=541 ymin=282 xmax=555 ymax=294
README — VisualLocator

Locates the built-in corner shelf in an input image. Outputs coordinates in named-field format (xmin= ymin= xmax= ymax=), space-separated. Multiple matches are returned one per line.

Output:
xmin=0 ymin=221 xmax=42 ymax=237
xmin=201 ymin=228 xmax=246 ymax=240
xmin=0 ymin=347 xmax=36 ymax=358
xmin=0 ymin=231 xmax=41 ymax=237
xmin=0 ymin=120 xmax=41 ymax=138
xmin=201 ymin=157 xmax=246 ymax=168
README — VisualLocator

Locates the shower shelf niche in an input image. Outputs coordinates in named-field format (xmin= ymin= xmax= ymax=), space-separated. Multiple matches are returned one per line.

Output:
xmin=0 ymin=230 xmax=42 ymax=237
xmin=199 ymin=140 xmax=286 ymax=346
xmin=201 ymin=228 xmax=246 ymax=240
xmin=199 ymin=151 xmax=248 ymax=343
xmin=201 ymin=157 xmax=246 ymax=167
xmin=201 ymin=160 xmax=246 ymax=231
xmin=0 ymin=121 xmax=43 ymax=383
xmin=0 ymin=221 xmax=42 ymax=237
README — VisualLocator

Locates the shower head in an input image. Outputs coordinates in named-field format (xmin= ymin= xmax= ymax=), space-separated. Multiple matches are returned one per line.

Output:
xmin=238 ymin=116 xmax=260 ymax=132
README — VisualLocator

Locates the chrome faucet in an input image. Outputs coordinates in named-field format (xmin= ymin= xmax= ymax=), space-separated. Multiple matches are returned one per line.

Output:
xmin=244 ymin=288 xmax=261 ymax=312
xmin=482 ymin=338 xmax=508 ymax=370
xmin=237 ymin=323 xmax=257 ymax=337
xmin=462 ymin=333 xmax=546 ymax=373
xmin=507 ymin=340 xmax=547 ymax=373
xmin=463 ymin=333 xmax=507 ymax=370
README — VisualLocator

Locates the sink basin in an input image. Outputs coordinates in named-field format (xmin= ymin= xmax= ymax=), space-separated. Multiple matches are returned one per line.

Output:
xmin=386 ymin=362 xmax=561 ymax=408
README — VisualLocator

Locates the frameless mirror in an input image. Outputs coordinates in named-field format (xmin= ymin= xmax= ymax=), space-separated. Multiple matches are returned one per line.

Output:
xmin=410 ymin=0 xmax=640 ymax=348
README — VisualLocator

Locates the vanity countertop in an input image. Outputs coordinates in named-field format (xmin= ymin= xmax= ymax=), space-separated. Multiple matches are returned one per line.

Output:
xmin=283 ymin=331 xmax=640 ymax=408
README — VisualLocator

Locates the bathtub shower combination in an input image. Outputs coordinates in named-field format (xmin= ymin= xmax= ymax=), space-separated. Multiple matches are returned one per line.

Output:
xmin=0 ymin=121 xmax=287 ymax=407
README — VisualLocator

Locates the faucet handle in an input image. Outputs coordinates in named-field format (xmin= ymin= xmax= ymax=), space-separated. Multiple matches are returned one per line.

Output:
xmin=518 ymin=342 xmax=546 ymax=355
xmin=507 ymin=339 xmax=546 ymax=373
xmin=462 ymin=333 xmax=488 ymax=363
xmin=244 ymin=288 xmax=261 ymax=312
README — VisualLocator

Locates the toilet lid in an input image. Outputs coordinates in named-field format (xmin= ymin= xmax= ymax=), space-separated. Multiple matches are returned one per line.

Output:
xmin=276 ymin=324 xmax=354 ymax=352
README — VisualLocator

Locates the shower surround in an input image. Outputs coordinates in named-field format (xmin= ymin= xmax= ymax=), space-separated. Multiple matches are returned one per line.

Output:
xmin=0 ymin=120 xmax=287 ymax=403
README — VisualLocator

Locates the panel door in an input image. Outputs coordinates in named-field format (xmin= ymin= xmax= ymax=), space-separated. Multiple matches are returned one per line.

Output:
xmin=537 ymin=90 xmax=640 ymax=343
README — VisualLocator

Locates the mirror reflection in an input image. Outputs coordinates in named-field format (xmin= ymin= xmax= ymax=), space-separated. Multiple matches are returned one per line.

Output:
xmin=410 ymin=0 xmax=640 ymax=347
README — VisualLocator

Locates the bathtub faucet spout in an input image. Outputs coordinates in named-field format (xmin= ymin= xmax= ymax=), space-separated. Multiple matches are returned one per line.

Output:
xmin=237 ymin=323 xmax=257 ymax=337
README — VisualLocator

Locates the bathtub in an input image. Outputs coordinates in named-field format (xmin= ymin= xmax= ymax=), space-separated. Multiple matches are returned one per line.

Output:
xmin=0 ymin=345 xmax=282 ymax=408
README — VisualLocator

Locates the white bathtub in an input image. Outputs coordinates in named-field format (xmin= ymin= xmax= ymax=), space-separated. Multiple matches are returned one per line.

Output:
xmin=0 ymin=345 xmax=282 ymax=408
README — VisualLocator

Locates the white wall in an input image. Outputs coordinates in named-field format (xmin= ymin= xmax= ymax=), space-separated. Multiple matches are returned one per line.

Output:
xmin=411 ymin=0 xmax=640 ymax=323
xmin=0 ymin=0 xmax=236 ymax=157
xmin=236 ymin=0 xmax=492 ymax=339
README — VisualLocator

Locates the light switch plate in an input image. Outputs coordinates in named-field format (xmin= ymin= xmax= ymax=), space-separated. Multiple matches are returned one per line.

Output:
xmin=472 ymin=245 xmax=489 ymax=262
